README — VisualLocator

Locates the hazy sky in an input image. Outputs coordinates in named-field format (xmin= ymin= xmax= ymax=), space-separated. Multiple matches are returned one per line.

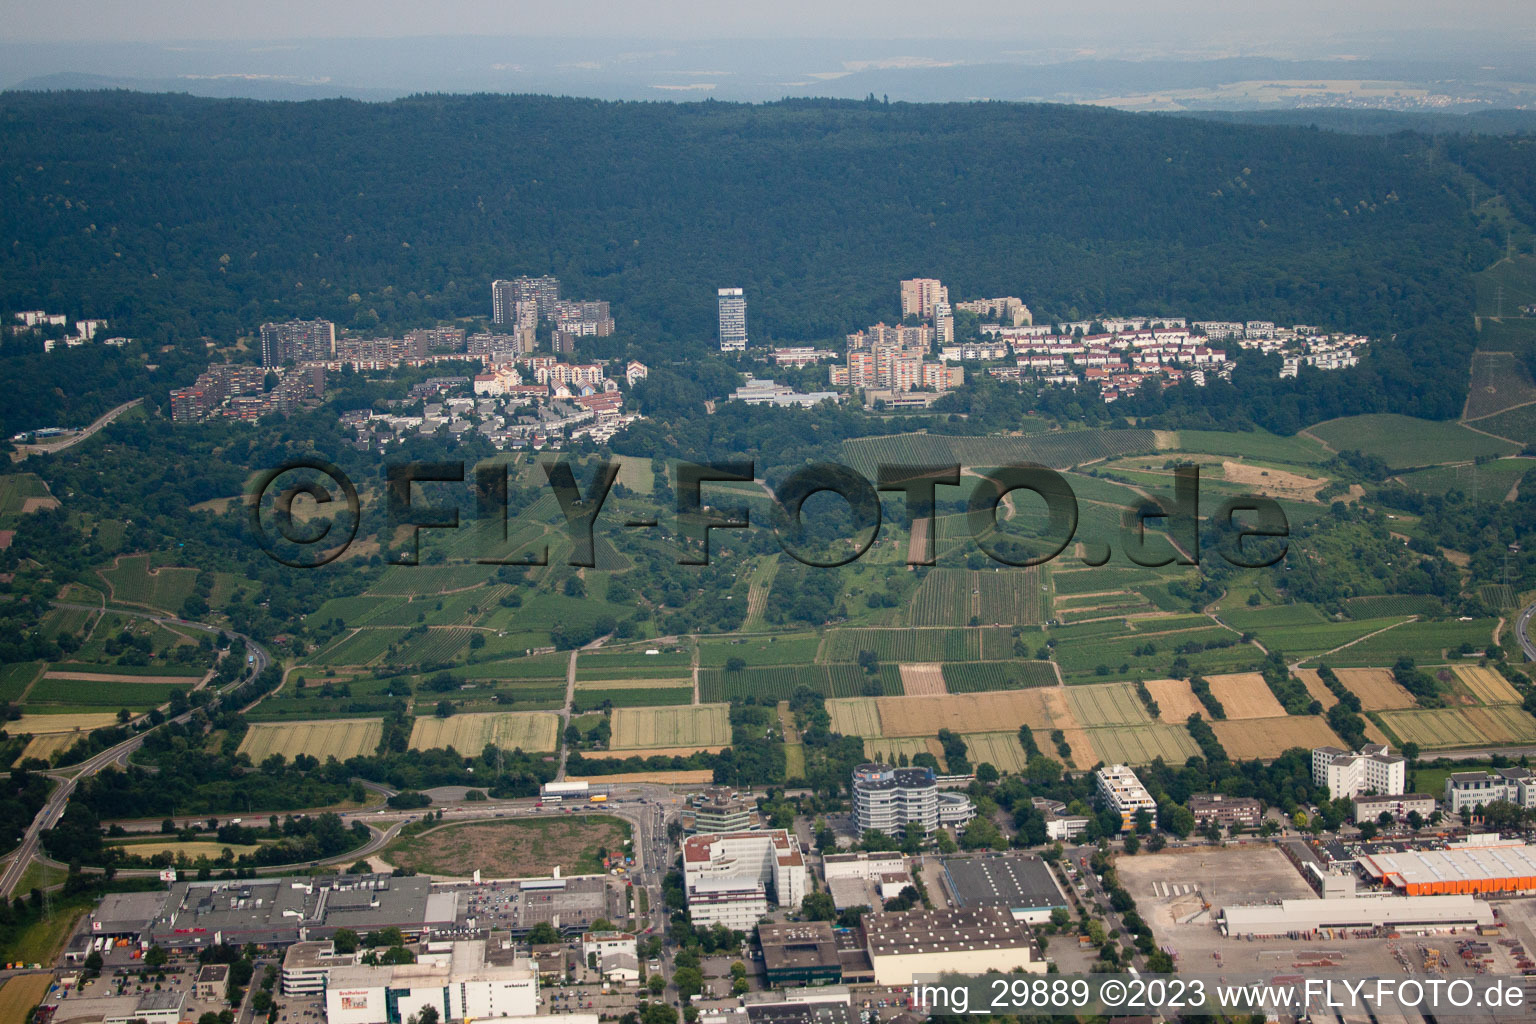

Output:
xmin=0 ymin=0 xmax=1525 ymax=46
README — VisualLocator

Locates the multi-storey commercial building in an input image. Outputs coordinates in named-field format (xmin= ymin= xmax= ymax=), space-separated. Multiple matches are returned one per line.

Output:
xmin=899 ymin=278 xmax=948 ymax=320
xmin=259 ymin=319 xmax=335 ymax=366
xmin=324 ymin=938 xmax=537 ymax=1024
xmin=852 ymin=764 xmax=943 ymax=835
xmin=1444 ymin=767 xmax=1536 ymax=814
xmin=682 ymin=786 xmax=761 ymax=834
xmin=682 ymin=830 xmax=806 ymax=928
xmin=1311 ymin=743 xmax=1406 ymax=800
xmin=1094 ymin=764 xmax=1157 ymax=832
xmin=718 ymin=287 xmax=748 ymax=351
xmin=861 ymin=906 xmax=1045 ymax=985
xmin=1188 ymin=793 xmax=1262 ymax=829
xmin=1353 ymin=792 xmax=1436 ymax=823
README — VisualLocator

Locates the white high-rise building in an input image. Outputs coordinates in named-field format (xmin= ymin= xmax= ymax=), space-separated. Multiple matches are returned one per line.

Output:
xmin=717 ymin=287 xmax=748 ymax=351
xmin=682 ymin=830 xmax=805 ymax=927
xmin=1094 ymin=764 xmax=1158 ymax=832
xmin=1311 ymin=743 xmax=1407 ymax=800
xmin=852 ymin=764 xmax=940 ymax=834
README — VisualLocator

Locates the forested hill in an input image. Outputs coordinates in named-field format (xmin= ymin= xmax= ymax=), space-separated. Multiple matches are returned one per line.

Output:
xmin=0 ymin=91 xmax=1528 ymax=425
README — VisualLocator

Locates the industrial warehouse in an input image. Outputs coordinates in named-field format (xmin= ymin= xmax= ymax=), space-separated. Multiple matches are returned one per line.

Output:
xmin=1357 ymin=838 xmax=1536 ymax=895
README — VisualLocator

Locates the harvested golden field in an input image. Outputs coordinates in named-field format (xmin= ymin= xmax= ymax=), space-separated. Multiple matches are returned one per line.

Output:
xmin=409 ymin=712 xmax=560 ymax=753
xmin=962 ymin=732 xmax=1033 ymax=774
xmin=1066 ymin=683 xmax=1153 ymax=727
xmin=1294 ymin=669 xmax=1338 ymax=709
xmin=21 ymin=733 xmax=86 ymax=761
xmin=568 ymin=770 xmax=714 ymax=785
xmin=1335 ymin=668 xmax=1416 ymax=710
xmin=10 ymin=712 xmax=118 ymax=733
xmin=108 ymin=840 xmax=262 ymax=859
xmin=0 ymin=975 xmax=53 ymax=1024
xmin=1034 ymin=728 xmax=1097 ymax=768
xmin=1211 ymin=716 xmax=1343 ymax=759
xmin=1377 ymin=705 xmax=1536 ymax=749
xmin=574 ymin=678 xmax=692 ymax=690
xmin=873 ymin=690 xmax=1077 ymax=737
xmin=828 ymin=697 xmax=883 ymax=738
xmin=581 ymin=745 xmax=728 ymax=758
xmin=1143 ymin=678 xmax=1206 ymax=720
xmin=238 ymin=718 xmax=382 ymax=762
xmin=864 ymin=736 xmax=947 ymax=768
xmin=43 ymin=670 xmax=202 ymax=684
xmin=1222 ymin=460 xmax=1328 ymax=501
xmin=898 ymin=663 xmax=947 ymax=696
xmin=1454 ymin=665 xmax=1522 ymax=705
xmin=1204 ymin=673 xmax=1287 ymax=719
xmin=1087 ymin=724 xmax=1200 ymax=766
xmin=611 ymin=704 xmax=730 ymax=750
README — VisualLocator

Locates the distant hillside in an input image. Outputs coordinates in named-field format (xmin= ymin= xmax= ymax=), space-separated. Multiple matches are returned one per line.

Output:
xmin=0 ymin=90 xmax=1531 ymax=431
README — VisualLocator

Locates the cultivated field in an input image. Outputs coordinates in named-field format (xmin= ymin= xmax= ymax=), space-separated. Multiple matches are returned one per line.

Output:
xmin=1308 ymin=414 xmax=1518 ymax=469
xmin=1036 ymin=727 xmax=1097 ymax=767
xmin=853 ymin=690 xmax=1078 ymax=737
xmin=573 ymin=678 xmax=692 ymax=690
xmin=961 ymin=731 xmax=1033 ymax=774
xmin=898 ymin=664 xmax=947 ymax=696
xmin=1333 ymin=667 xmax=1416 ymax=710
xmin=1203 ymin=673 xmax=1287 ymax=719
xmin=0 ymin=975 xmax=54 ymax=1024
xmin=864 ymin=736 xmax=947 ymax=768
xmin=1377 ymin=706 xmax=1536 ymax=749
xmin=238 ymin=718 xmax=383 ymax=761
xmin=409 ymin=712 xmax=560 ymax=753
xmin=1066 ymin=683 xmax=1155 ymax=727
xmin=9 ymin=712 xmax=118 ymax=733
xmin=1142 ymin=678 xmax=1206 ymax=719
xmin=1210 ymin=716 xmax=1344 ymax=759
xmin=108 ymin=840 xmax=262 ymax=860
xmin=1293 ymin=669 xmax=1338 ymax=709
xmin=827 ymin=697 xmax=884 ymax=738
xmin=22 ymin=733 xmax=88 ymax=761
xmin=610 ymin=704 xmax=730 ymax=750
xmin=568 ymin=770 xmax=715 ymax=785
xmin=42 ymin=669 xmax=201 ymax=684
xmin=1087 ymin=724 xmax=1200 ymax=766
xmin=1453 ymin=665 xmax=1522 ymax=705
xmin=1221 ymin=460 xmax=1328 ymax=501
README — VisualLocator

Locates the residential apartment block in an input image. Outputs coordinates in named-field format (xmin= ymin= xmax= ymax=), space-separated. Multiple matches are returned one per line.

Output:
xmin=259 ymin=319 xmax=335 ymax=367
xmin=718 ymin=287 xmax=748 ymax=351
xmin=899 ymin=278 xmax=948 ymax=320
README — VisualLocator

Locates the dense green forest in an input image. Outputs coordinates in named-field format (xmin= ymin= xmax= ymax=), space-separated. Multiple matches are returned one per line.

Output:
xmin=1 ymin=91 xmax=1530 ymax=434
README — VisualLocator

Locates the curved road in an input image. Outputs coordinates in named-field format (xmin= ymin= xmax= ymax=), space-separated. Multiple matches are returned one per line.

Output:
xmin=0 ymin=602 xmax=272 ymax=897
xmin=11 ymin=398 xmax=143 ymax=461
xmin=1516 ymin=601 xmax=1536 ymax=662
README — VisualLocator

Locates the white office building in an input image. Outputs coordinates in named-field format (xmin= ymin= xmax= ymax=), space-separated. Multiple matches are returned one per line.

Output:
xmin=1444 ymin=767 xmax=1536 ymax=814
xmin=718 ymin=287 xmax=748 ymax=351
xmin=1311 ymin=743 xmax=1406 ymax=800
xmin=1094 ymin=764 xmax=1157 ymax=832
xmin=324 ymin=939 xmax=537 ymax=1024
xmin=852 ymin=764 xmax=944 ymax=835
xmin=682 ymin=830 xmax=806 ymax=927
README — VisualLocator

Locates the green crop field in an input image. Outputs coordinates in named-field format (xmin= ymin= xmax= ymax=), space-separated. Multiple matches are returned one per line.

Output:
xmin=1051 ymin=625 xmax=1259 ymax=683
xmin=577 ymin=649 xmax=694 ymax=679
xmin=1341 ymin=595 xmax=1447 ymax=619
xmin=1474 ymin=255 xmax=1536 ymax=317
xmin=940 ymin=661 xmax=1057 ymax=693
xmin=1322 ymin=619 xmax=1498 ymax=667
xmin=395 ymin=628 xmax=475 ymax=665
xmin=367 ymin=564 xmax=501 ymax=597
xmin=98 ymin=555 xmax=199 ymax=612
xmin=841 ymin=428 xmax=1160 ymax=479
xmin=699 ymin=634 xmax=820 ymax=667
xmin=698 ymin=663 xmax=902 ymax=702
xmin=573 ymin=687 xmax=693 ymax=711
xmin=1050 ymin=565 xmax=1170 ymax=596
xmin=0 ymin=662 xmax=43 ymax=702
xmin=1397 ymin=459 xmax=1533 ymax=500
xmin=460 ymin=654 xmax=570 ymax=680
xmin=1463 ymin=402 xmax=1536 ymax=445
xmin=1170 ymin=429 xmax=1329 ymax=464
xmin=312 ymin=628 xmax=406 ymax=666
xmin=1308 ymin=414 xmax=1518 ymax=469
xmin=1218 ymin=603 xmax=1329 ymax=631
xmin=25 ymin=678 xmax=185 ymax=710
xmin=0 ymin=472 xmax=53 ymax=520
xmin=823 ymin=627 xmax=984 ymax=663
xmin=1246 ymin=616 xmax=1409 ymax=664
xmin=1464 ymin=352 xmax=1536 ymax=420
xmin=310 ymin=595 xmax=391 ymax=626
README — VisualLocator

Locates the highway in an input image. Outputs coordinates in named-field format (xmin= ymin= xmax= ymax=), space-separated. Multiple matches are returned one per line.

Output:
xmin=0 ymin=602 xmax=272 ymax=898
xmin=1516 ymin=600 xmax=1536 ymax=662
xmin=11 ymin=398 xmax=144 ymax=461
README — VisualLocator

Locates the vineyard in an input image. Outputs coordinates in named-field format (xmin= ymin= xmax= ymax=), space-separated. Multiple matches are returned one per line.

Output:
xmin=823 ymin=626 xmax=983 ymax=662
xmin=98 ymin=555 xmax=198 ymax=612
xmin=940 ymin=661 xmax=1057 ymax=693
xmin=699 ymin=633 xmax=821 ymax=667
xmin=1341 ymin=594 xmax=1446 ymax=619
xmin=698 ymin=664 xmax=902 ymax=702
xmin=907 ymin=569 xmax=976 ymax=626
xmin=394 ymin=628 xmax=475 ymax=665
xmin=312 ymin=629 xmax=403 ymax=666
